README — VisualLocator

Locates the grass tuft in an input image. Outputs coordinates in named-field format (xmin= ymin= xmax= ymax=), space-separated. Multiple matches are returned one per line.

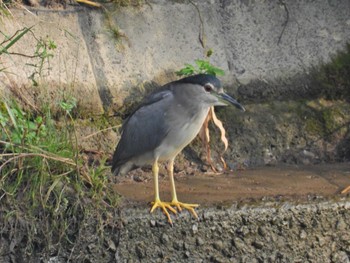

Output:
xmin=0 ymin=97 xmax=119 ymax=259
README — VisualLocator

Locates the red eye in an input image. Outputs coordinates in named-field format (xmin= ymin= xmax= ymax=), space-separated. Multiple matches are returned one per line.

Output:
xmin=204 ymin=84 xmax=213 ymax=92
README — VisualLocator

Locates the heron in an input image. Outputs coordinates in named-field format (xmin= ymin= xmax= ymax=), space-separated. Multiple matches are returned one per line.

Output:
xmin=112 ymin=74 xmax=245 ymax=224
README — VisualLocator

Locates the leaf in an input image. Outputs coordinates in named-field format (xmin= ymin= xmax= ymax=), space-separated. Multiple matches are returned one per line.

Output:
xmin=4 ymin=101 xmax=17 ymax=130
xmin=177 ymin=58 xmax=225 ymax=77
xmin=210 ymin=67 xmax=225 ymax=76
xmin=0 ymin=111 xmax=9 ymax=127
xmin=11 ymin=132 xmax=22 ymax=144
xmin=35 ymin=116 xmax=43 ymax=124
xmin=176 ymin=64 xmax=196 ymax=76
xmin=206 ymin=49 xmax=213 ymax=58
xmin=195 ymin=59 xmax=210 ymax=72
xmin=0 ymin=26 xmax=33 ymax=55
xmin=59 ymin=97 xmax=77 ymax=113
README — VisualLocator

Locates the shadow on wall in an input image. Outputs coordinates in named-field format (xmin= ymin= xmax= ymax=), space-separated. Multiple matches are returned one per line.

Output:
xmin=237 ymin=43 xmax=350 ymax=104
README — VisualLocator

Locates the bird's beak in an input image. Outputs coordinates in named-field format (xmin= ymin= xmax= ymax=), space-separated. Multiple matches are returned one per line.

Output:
xmin=218 ymin=92 xmax=246 ymax=112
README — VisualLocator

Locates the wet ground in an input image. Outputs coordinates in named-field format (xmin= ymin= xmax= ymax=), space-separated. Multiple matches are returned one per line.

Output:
xmin=114 ymin=162 xmax=350 ymax=206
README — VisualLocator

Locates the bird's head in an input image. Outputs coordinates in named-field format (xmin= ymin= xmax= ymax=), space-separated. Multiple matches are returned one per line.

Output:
xmin=176 ymin=74 xmax=245 ymax=111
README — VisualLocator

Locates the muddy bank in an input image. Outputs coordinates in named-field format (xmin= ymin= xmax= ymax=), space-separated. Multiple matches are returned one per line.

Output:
xmin=0 ymin=204 xmax=120 ymax=263
xmin=118 ymin=199 xmax=350 ymax=262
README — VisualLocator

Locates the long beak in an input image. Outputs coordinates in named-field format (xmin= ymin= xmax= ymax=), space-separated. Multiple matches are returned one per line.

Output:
xmin=219 ymin=92 xmax=245 ymax=112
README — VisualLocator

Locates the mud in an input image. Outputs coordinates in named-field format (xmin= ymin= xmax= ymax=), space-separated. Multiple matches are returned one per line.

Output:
xmin=1 ymin=163 xmax=349 ymax=262
xmin=114 ymin=163 xmax=350 ymax=205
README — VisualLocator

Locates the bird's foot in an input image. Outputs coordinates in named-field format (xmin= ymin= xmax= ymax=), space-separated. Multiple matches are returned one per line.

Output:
xmin=168 ymin=199 xmax=199 ymax=219
xmin=150 ymin=199 xmax=177 ymax=225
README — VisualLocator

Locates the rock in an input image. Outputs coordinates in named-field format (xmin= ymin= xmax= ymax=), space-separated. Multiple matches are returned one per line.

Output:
xmin=210 ymin=255 xmax=225 ymax=263
xmin=192 ymin=223 xmax=198 ymax=234
xmin=232 ymin=238 xmax=246 ymax=251
xmin=252 ymin=240 xmax=264 ymax=249
xmin=150 ymin=220 xmax=156 ymax=227
xmin=257 ymin=226 xmax=266 ymax=236
xmin=106 ymin=238 xmax=117 ymax=252
xmin=195 ymin=237 xmax=204 ymax=246
xmin=336 ymin=218 xmax=347 ymax=230
xmin=317 ymin=236 xmax=326 ymax=247
xmin=160 ymin=233 xmax=169 ymax=244
xmin=135 ymin=242 xmax=147 ymax=259
xmin=300 ymin=230 xmax=307 ymax=239
xmin=184 ymin=251 xmax=190 ymax=258
xmin=183 ymin=242 xmax=189 ymax=251
xmin=47 ymin=256 xmax=60 ymax=263
xmin=87 ymin=243 xmax=97 ymax=253
xmin=25 ymin=0 xmax=39 ymax=7
xmin=213 ymin=240 xmax=224 ymax=250
xmin=236 ymin=225 xmax=250 ymax=236
xmin=173 ymin=241 xmax=183 ymax=250
xmin=331 ymin=251 xmax=350 ymax=263
xmin=133 ymin=175 xmax=144 ymax=182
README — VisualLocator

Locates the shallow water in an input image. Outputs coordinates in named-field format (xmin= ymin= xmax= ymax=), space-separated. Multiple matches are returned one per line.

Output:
xmin=114 ymin=162 xmax=350 ymax=205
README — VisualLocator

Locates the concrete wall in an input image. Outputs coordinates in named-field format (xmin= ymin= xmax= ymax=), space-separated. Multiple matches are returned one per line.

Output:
xmin=1 ymin=0 xmax=349 ymax=111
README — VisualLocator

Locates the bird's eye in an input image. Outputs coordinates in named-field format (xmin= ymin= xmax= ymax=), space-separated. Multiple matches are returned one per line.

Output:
xmin=204 ymin=84 xmax=213 ymax=92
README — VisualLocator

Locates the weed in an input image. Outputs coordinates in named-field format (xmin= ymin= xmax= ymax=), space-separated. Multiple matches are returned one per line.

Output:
xmin=0 ymin=2 xmax=11 ymax=17
xmin=0 ymin=98 xmax=119 ymax=259
xmin=315 ymin=43 xmax=350 ymax=100
xmin=27 ymin=36 xmax=57 ymax=85
xmin=0 ymin=26 xmax=58 ymax=85
xmin=0 ymin=20 xmax=119 ymax=260
xmin=176 ymin=59 xmax=225 ymax=77
xmin=103 ymin=9 xmax=129 ymax=51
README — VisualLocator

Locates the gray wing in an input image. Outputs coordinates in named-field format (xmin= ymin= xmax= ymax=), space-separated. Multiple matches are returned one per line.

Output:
xmin=112 ymin=90 xmax=173 ymax=173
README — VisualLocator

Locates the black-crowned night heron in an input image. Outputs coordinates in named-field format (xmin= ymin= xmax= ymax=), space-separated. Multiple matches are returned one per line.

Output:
xmin=112 ymin=74 xmax=245 ymax=224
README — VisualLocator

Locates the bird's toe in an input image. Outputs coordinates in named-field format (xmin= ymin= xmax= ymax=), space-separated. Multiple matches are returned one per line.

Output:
xmin=168 ymin=200 xmax=199 ymax=219
xmin=150 ymin=199 xmax=177 ymax=225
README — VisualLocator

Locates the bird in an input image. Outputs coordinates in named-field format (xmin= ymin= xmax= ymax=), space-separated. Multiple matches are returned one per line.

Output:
xmin=111 ymin=74 xmax=245 ymax=224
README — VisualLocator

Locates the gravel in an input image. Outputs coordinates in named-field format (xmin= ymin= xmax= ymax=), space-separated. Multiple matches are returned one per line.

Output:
xmin=118 ymin=199 xmax=350 ymax=262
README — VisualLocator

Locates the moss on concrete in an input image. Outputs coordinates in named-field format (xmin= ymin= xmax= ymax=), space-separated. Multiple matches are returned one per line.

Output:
xmin=314 ymin=43 xmax=350 ymax=101
xmin=302 ymin=100 xmax=349 ymax=138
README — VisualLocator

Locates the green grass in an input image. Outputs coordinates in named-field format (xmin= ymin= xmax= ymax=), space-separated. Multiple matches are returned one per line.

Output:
xmin=0 ymin=98 xmax=119 ymax=258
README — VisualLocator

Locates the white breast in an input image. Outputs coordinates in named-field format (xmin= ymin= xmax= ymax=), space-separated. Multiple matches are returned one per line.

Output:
xmin=156 ymin=107 xmax=209 ymax=161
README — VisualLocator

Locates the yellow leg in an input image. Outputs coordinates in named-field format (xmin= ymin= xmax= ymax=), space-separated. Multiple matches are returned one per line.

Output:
xmin=150 ymin=159 xmax=177 ymax=224
xmin=167 ymin=158 xmax=199 ymax=219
